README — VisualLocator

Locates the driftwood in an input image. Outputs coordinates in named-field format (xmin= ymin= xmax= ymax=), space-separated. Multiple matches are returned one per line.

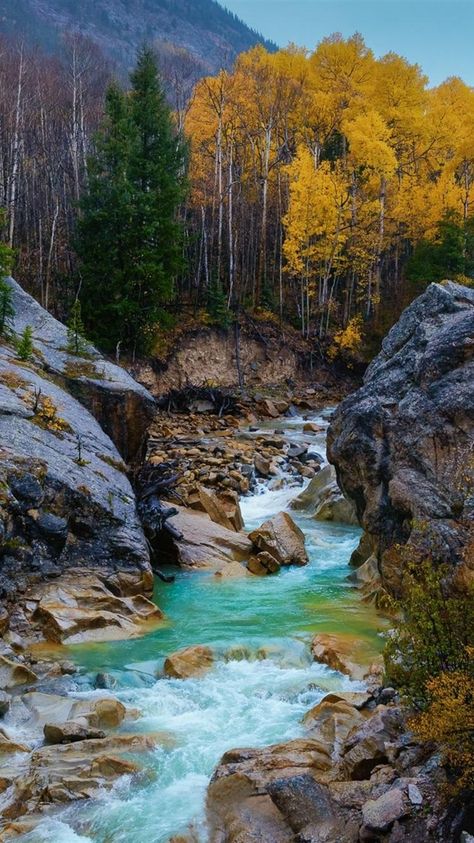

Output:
xmin=134 ymin=462 xmax=182 ymax=580
xmin=156 ymin=384 xmax=241 ymax=417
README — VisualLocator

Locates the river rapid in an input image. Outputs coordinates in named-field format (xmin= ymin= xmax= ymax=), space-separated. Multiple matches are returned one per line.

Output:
xmin=21 ymin=409 xmax=384 ymax=843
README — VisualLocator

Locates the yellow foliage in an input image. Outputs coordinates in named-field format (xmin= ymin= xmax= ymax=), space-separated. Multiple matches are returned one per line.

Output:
xmin=409 ymin=666 xmax=474 ymax=791
xmin=33 ymin=396 xmax=71 ymax=434
xmin=328 ymin=315 xmax=364 ymax=359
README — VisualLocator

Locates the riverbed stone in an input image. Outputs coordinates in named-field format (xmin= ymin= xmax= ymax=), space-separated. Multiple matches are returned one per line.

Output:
xmin=164 ymin=645 xmax=214 ymax=679
xmin=0 ymin=656 xmax=38 ymax=690
xmin=249 ymin=511 xmax=308 ymax=566
xmin=164 ymin=505 xmax=252 ymax=572
xmin=362 ymin=787 xmax=408 ymax=831
xmin=247 ymin=552 xmax=281 ymax=575
xmin=43 ymin=720 xmax=106 ymax=744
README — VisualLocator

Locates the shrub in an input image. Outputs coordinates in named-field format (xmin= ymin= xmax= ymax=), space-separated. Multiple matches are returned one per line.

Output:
xmin=409 ymin=665 xmax=474 ymax=791
xmin=384 ymin=560 xmax=474 ymax=708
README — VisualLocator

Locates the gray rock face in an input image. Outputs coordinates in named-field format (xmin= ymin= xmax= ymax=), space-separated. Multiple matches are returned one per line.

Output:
xmin=0 ymin=281 xmax=154 ymax=613
xmin=327 ymin=282 xmax=474 ymax=595
xmin=6 ymin=277 xmax=155 ymax=460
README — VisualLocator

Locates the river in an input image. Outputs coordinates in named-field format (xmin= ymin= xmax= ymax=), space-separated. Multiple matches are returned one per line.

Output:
xmin=21 ymin=409 xmax=384 ymax=843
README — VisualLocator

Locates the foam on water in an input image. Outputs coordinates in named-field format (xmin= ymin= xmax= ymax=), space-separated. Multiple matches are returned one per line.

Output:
xmin=19 ymin=410 xmax=382 ymax=843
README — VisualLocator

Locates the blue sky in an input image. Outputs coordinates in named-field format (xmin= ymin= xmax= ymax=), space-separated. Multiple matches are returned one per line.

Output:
xmin=223 ymin=0 xmax=474 ymax=87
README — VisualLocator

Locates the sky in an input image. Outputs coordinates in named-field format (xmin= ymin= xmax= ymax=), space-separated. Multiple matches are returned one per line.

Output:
xmin=223 ymin=0 xmax=474 ymax=87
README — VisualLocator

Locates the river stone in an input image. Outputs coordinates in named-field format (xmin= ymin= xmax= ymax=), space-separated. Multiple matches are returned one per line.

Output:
xmin=291 ymin=464 xmax=357 ymax=524
xmin=248 ymin=511 xmax=308 ymax=566
xmin=197 ymin=486 xmax=243 ymax=532
xmin=164 ymin=505 xmax=252 ymax=572
xmin=362 ymin=787 xmax=408 ymax=831
xmin=44 ymin=720 xmax=106 ymax=744
xmin=311 ymin=634 xmax=367 ymax=680
xmin=303 ymin=698 xmax=366 ymax=758
xmin=0 ymin=656 xmax=38 ymax=689
xmin=247 ymin=552 xmax=281 ymax=575
xmin=164 ymin=645 xmax=214 ymax=679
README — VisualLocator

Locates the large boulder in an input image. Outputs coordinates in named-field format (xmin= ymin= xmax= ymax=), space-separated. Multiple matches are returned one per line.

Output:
xmin=328 ymin=282 xmax=474 ymax=595
xmin=248 ymin=511 xmax=308 ymax=566
xmin=6 ymin=277 xmax=155 ymax=461
xmin=291 ymin=464 xmax=358 ymax=525
xmin=162 ymin=505 xmax=252 ymax=572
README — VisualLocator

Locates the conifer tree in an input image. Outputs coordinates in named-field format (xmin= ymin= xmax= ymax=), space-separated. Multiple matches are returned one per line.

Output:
xmin=67 ymin=299 xmax=88 ymax=355
xmin=77 ymin=48 xmax=186 ymax=354
xmin=16 ymin=325 xmax=34 ymax=361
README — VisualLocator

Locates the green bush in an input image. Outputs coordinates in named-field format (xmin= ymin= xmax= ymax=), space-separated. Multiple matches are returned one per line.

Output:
xmin=384 ymin=559 xmax=474 ymax=708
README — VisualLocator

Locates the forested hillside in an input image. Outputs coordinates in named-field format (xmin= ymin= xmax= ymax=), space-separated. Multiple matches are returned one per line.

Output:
xmin=0 ymin=33 xmax=473 ymax=359
xmin=0 ymin=0 xmax=274 ymax=76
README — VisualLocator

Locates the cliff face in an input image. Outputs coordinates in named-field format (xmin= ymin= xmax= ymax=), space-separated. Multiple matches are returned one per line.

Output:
xmin=327 ymin=282 xmax=474 ymax=597
xmin=0 ymin=279 xmax=159 ymax=643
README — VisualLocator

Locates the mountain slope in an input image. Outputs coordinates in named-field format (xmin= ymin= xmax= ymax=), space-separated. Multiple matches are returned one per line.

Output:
xmin=0 ymin=0 xmax=275 ymax=76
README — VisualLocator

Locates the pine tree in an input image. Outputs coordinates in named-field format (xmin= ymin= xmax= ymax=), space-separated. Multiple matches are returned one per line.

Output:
xmin=0 ymin=280 xmax=14 ymax=337
xmin=67 ymin=299 xmax=88 ymax=355
xmin=16 ymin=325 xmax=34 ymax=361
xmin=77 ymin=48 xmax=186 ymax=355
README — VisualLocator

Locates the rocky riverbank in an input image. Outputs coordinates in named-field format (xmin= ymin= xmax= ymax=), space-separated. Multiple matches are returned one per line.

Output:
xmin=328 ymin=281 xmax=474 ymax=602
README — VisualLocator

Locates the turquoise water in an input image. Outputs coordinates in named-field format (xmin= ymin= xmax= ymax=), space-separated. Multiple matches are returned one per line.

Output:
xmin=21 ymin=412 xmax=384 ymax=843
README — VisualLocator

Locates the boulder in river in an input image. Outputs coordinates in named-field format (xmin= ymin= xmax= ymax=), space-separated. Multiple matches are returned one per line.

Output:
xmin=247 ymin=552 xmax=281 ymax=575
xmin=248 ymin=511 xmax=308 ymax=566
xmin=328 ymin=281 xmax=474 ymax=595
xmin=291 ymin=464 xmax=357 ymax=525
xmin=161 ymin=505 xmax=252 ymax=572
xmin=164 ymin=645 xmax=214 ymax=679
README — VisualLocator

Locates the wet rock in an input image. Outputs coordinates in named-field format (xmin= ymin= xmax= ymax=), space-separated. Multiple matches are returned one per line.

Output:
xmin=198 ymin=486 xmax=243 ymax=532
xmin=43 ymin=720 xmax=106 ymax=744
xmin=94 ymin=672 xmax=117 ymax=690
xmin=0 ymin=656 xmax=38 ymax=689
xmin=249 ymin=511 xmax=308 ymax=566
xmin=1 ymin=733 xmax=159 ymax=821
xmin=93 ymin=698 xmax=126 ymax=728
xmin=164 ymin=645 xmax=214 ymax=679
xmin=28 ymin=573 xmax=163 ymax=644
xmin=328 ymin=281 xmax=474 ymax=593
xmin=290 ymin=465 xmax=357 ymax=525
xmin=303 ymin=698 xmax=366 ymax=758
xmin=0 ymin=730 xmax=30 ymax=754
xmin=164 ymin=505 xmax=252 ymax=572
xmin=311 ymin=633 xmax=379 ymax=681
xmin=362 ymin=787 xmax=408 ymax=832
xmin=247 ymin=552 xmax=281 ymax=575
xmin=255 ymin=453 xmax=272 ymax=477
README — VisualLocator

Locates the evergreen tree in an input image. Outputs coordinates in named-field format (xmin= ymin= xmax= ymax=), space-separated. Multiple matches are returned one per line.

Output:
xmin=0 ymin=280 xmax=14 ymax=337
xmin=207 ymin=278 xmax=231 ymax=328
xmin=67 ymin=299 xmax=88 ymax=355
xmin=407 ymin=211 xmax=474 ymax=293
xmin=0 ymin=211 xmax=14 ymax=338
xmin=77 ymin=48 xmax=186 ymax=354
xmin=16 ymin=325 xmax=34 ymax=361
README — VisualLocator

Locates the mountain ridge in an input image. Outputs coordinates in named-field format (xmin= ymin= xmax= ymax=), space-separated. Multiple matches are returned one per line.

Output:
xmin=0 ymin=0 xmax=276 ymax=77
